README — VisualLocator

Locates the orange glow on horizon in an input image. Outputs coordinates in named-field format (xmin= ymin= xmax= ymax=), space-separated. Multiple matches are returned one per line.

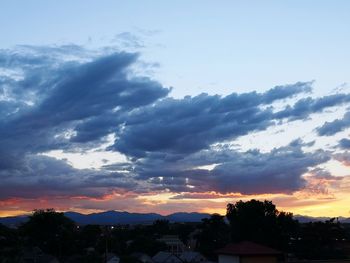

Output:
xmin=1 ymin=187 xmax=350 ymax=218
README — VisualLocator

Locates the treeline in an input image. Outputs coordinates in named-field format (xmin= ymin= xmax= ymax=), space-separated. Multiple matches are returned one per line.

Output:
xmin=200 ymin=200 xmax=350 ymax=259
xmin=0 ymin=209 xmax=195 ymax=263
xmin=1 ymin=200 xmax=349 ymax=262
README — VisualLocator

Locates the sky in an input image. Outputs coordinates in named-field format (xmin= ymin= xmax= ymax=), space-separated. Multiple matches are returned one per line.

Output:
xmin=1 ymin=0 xmax=350 ymax=217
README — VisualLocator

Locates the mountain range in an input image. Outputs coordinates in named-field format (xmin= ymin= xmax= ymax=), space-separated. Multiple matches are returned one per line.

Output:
xmin=0 ymin=211 xmax=211 ymax=226
xmin=293 ymin=215 xmax=350 ymax=223
xmin=1 ymin=211 xmax=349 ymax=226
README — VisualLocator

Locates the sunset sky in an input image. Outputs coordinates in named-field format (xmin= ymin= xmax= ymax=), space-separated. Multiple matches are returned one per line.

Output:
xmin=1 ymin=0 xmax=350 ymax=217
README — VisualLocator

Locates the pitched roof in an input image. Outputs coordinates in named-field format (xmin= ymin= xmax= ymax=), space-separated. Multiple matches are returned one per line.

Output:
xmin=158 ymin=235 xmax=185 ymax=245
xmin=180 ymin=251 xmax=205 ymax=262
xmin=131 ymin=252 xmax=154 ymax=263
xmin=153 ymin=251 xmax=172 ymax=263
xmin=153 ymin=251 xmax=182 ymax=263
xmin=103 ymin=253 xmax=119 ymax=261
xmin=216 ymin=241 xmax=281 ymax=256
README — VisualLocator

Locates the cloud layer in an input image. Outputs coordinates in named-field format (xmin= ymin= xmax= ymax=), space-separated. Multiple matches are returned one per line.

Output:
xmin=1 ymin=45 xmax=349 ymax=214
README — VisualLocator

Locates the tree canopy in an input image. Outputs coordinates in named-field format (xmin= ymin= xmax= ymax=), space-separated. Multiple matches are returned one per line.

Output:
xmin=226 ymin=199 xmax=298 ymax=250
xmin=197 ymin=213 xmax=230 ymax=259
xmin=19 ymin=208 xmax=77 ymax=257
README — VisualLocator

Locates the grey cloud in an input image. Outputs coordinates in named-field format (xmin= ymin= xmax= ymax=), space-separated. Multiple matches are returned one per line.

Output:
xmin=0 ymin=155 xmax=137 ymax=199
xmin=1 ymin=44 xmax=349 ymax=202
xmin=134 ymin=142 xmax=330 ymax=195
xmin=261 ymin=82 xmax=312 ymax=103
xmin=275 ymin=94 xmax=350 ymax=121
xmin=112 ymin=82 xmax=312 ymax=158
xmin=0 ymin=45 xmax=169 ymax=200
xmin=334 ymin=152 xmax=350 ymax=166
xmin=0 ymin=45 xmax=169 ymax=160
xmin=308 ymin=167 xmax=343 ymax=180
xmin=317 ymin=111 xmax=350 ymax=136
xmin=339 ymin=138 xmax=350 ymax=149
xmin=113 ymin=32 xmax=145 ymax=49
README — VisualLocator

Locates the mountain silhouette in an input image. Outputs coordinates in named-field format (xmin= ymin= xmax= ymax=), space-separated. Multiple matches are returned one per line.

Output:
xmin=0 ymin=211 xmax=210 ymax=226
xmin=2 ymin=211 xmax=348 ymax=226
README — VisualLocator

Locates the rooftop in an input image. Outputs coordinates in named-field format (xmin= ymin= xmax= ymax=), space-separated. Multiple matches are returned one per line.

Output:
xmin=216 ymin=241 xmax=281 ymax=256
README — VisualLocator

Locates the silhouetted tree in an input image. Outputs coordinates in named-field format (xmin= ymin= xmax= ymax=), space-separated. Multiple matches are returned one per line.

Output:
xmin=293 ymin=218 xmax=347 ymax=259
xmin=79 ymin=224 xmax=102 ymax=248
xmin=172 ymin=222 xmax=196 ymax=244
xmin=152 ymin=219 xmax=170 ymax=235
xmin=226 ymin=199 xmax=297 ymax=250
xmin=197 ymin=214 xmax=230 ymax=259
xmin=0 ymin=223 xmax=20 ymax=260
xmin=127 ymin=235 xmax=167 ymax=256
xmin=19 ymin=209 xmax=77 ymax=258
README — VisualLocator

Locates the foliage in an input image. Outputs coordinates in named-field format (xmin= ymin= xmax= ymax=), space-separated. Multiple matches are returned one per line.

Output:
xmin=197 ymin=214 xmax=230 ymax=259
xmin=226 ymin=199 xmax=298 ymax=250
xmin=19 ymin=208 xmax=77 ymax=258
xmin=127 ymin=235 xmax=167 ymax=256
xmin=292 ymin=218 xmax=347 ymax=259
xmin=152 ymin=219 xmax=170 ymax=235
xmin=0 ymin=223 xmax=20 ymax=261
xmin=0 ymin=203 xmax=349 ymax=261
xmin=79 ymin=224 xmax=102 ymax=248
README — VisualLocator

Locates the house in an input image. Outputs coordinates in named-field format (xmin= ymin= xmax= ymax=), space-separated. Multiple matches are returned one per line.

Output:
xmin=38 ymin=255 xmax=60 ymax=263
xmin=216 ymin=241 xmax=281 ymax=263
xmin=153 ymin=251 xmax=183 ymax=263
xmin=103 ymin=252 xmax=120 ymax=263
xmin=20 ymin=247 xmax=60 ymax=263
xmin=131 ymin=252 xmax=154 ymax=263
xmin=158 ymin=235 xmax=186 ymax=255
xmin=85 ymin=246 xmax=95 ymax=254
xmin=187 ymin=229 xmax=201 ymax=250
xmin=180 ymin=251 xmax=207 ymax=263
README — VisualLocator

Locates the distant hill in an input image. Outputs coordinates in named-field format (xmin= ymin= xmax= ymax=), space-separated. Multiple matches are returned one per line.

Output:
xmin=166 ymin=212 xmax=211 ymax=222
xmin=65 ymin=210 xmax=164 ymax=225
xmin=0 ymin=211 xmax=210 ymax=226
xmin=2 ymin=211 xmax=349 ymax=227
xmin=0 ymin=215 xmax=28 ymax=226
xmin=294 ymin=215 xmax=350 ymax=223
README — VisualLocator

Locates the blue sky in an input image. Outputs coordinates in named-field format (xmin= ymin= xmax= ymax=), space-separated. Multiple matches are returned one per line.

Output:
xmin=1 ymin=1 xmax=350 ymax=217
xmin=1 ymin=0 xmax=350 ymax=98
